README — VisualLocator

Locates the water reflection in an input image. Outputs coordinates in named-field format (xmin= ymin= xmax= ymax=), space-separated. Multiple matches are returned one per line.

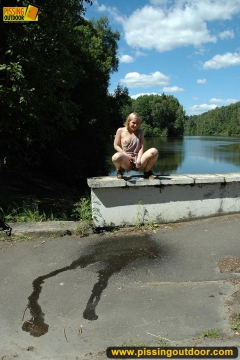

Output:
xmin=22 ymin=235 xmax=161 ymax=336
xmin=206 ymin=142 xmax=240 ymax=166
xmin=108 ymin=136 xmax=240 ymax=175
xmin=183 ymin=136 xmax=240 ymax=173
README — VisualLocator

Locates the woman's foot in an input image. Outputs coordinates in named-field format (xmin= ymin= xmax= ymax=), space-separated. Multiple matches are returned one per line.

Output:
xmin=116 ymin=169 xmax=123 ymax=179
xmin=144 ymin=170 xmax=157 ymax=180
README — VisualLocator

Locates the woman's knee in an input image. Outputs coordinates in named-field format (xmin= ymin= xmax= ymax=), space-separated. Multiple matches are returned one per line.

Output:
xmin=150 ymin=148 xmax=159 ymax=157
xmin=112 ymin=152 xmax=122 ymax=162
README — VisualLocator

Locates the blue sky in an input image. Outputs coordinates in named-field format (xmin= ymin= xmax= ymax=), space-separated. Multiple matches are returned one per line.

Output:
xmin=84 ymin=0 xmax=240 ymax=116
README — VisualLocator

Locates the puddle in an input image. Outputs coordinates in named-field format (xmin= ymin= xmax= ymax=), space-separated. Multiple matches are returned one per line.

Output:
xmin=22 ymin=234 xmax=161 ymax=336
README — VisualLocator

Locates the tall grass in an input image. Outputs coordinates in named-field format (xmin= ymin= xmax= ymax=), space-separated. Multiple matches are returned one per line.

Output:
xmin=0 ymin=200 xmax=50 ymax=222
xmin=71 ymin=197 xmax=92 ymax=222
xmin=0 ymin=196 xmax=92 ymax=223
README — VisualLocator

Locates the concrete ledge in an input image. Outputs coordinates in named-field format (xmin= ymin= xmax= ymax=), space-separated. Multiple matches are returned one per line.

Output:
xmin=87 ymin=173 xmax=240 ymax=227
xmin=6 ymin=221 xmax=92 ymax=237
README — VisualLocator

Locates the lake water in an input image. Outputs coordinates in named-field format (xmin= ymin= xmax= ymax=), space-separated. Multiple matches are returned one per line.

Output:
xmin=108 ymin=136 xmax=240 ymax=176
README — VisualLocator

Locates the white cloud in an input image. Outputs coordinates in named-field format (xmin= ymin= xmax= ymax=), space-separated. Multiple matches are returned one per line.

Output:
xmin=203 ymin=52 xmax=240 ymax=69
xmin=95 ymin=2 xmax=126 ymax=24
xmin=97 ymin=4 xmax=107 ymax=12
xmin=209 ymin=98 xmax=238 ymax=104
xmin=135 ymin=51 xmax=147 ymax=57
xmin=149 ymin=0 xmax=171 ymax=4
xmin=189 ymin=97 xmax=239 ymax=115
xmin=162 ymin=86 xmax=184 ymax=92
xmin=119 ymin=55 xmax=134 ymax=63
xmin=195 ymin=47 xmax=206 ymax=55
xmin=197 ymin=79 xmax=207 ymax=84
xmin=119 ymin=71 xmax=169 ymax=88
xmin=123 ymin=4 xmax=217 ymax=52
xmin=131 ymin=92 xmax=158 ymax=99
xmin=189 ymin=103 xmax=218 ymax=115
xmin=194 ymin=0 xmax=240 ymax=21
xmin=219 ymin=30 xmax=234 ymax=40
xmin=93 ymin=1 xmax=240 ymax=52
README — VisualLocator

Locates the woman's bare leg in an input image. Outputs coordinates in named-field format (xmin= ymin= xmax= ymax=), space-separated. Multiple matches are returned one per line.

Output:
xmin=140 ymin=148 xmax=158 ymax=177
xmin=112 ymin=152 xmax=132 ymax=173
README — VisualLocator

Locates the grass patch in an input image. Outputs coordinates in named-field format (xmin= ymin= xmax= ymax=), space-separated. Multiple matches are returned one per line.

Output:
xmin=121 ymin=337 xmax=167 ymax=348
xmin=122 ymin=340 xmax=148 ymax=347
xmin=73 ymin=222 xmax=92 ymax=237
xmin=202 ymin=329 xmax=220 ymax=338
xmin=0 ymin=167 xmax=92 ymax=223
xmin=0 ymin=196 xmax=93 ymax=224
xmin=71 ymin=197 xmax=92 ymax=222
xmin=1 ymin=201 xmax=50 ymax=223
xmin=230 ymin=313 xmax=240 ymax=330
xmin=231 ymin=321 xmax=240 ymax=330
xmin=0 ymin=234 xmax=35 ymax=242
xmin=157 ymin=339 xmax=167 ymax=347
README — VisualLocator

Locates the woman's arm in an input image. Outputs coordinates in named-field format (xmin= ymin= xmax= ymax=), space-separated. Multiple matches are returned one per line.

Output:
xmin=113 ymin=128 xmax=123 ymax=153
xmin=113 ymin=128 xmax=134 ymax=162
xmin=136 ymin=130 xmax=144 ymax=169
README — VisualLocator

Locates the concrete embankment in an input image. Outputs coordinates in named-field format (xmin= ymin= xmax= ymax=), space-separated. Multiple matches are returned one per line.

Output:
xmin=1 ymin=220 xmax=93 ymax=238
xmin=87 ymin=173 xmax=240 ymax=227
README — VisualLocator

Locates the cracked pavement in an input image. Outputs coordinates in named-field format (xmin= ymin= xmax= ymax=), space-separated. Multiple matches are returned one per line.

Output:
xmin=1 ymin=214 xmax=240 ymax=359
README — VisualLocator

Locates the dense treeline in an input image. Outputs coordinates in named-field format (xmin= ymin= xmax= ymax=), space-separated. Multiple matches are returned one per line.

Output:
xmin=0 ymin=0 xmax=186 ymax=185
xmin=122 ymin=94 xmax=186 ymax=137
xmin=185 ymin=102 xmax=240 ymax=136
xmin=0 ymin=0 xmax=128 ymax=183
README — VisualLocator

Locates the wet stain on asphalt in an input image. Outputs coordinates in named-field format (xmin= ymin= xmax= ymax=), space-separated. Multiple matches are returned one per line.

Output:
xmin=22 ymin=234 xmax=161 ymax=337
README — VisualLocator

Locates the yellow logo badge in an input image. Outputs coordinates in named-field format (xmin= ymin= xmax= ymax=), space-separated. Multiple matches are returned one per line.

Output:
xmin=25 ymin=5 xmax=39 ymax=21
xmin=3 ymin=4 xmax=39 ymax=22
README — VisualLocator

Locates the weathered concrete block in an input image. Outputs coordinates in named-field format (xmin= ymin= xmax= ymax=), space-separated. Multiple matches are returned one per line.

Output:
xmin=87 ymin=173 xmax=240 ymax=227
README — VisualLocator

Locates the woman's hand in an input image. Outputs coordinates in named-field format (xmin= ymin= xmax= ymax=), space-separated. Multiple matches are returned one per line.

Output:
xmin=135 ymin=161 xmax=143 ymax=170
xmin=123 ymin=152 xmax=134 ymax=162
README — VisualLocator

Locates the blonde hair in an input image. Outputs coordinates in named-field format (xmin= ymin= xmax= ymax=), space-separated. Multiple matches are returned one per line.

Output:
xmin=124 ymin=112 xmax=141 ymax=130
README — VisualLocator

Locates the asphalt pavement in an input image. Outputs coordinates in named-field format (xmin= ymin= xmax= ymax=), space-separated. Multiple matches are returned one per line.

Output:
xmin=1 ymin=214 xmax=240 ymax=359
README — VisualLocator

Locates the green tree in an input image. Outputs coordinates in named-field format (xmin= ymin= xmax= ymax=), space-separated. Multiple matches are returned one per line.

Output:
xmin=184 ymin=102 xmax=240 ymax=136
xmin=108 ymin=84 xmax=132 ymax=133
xmin=126 ymin=94 xmax=186 ymax=137
xmin=0 ymin=1 xmax=120 ymax=182
xmin=0 ymin=0 xmax=91 ymax=164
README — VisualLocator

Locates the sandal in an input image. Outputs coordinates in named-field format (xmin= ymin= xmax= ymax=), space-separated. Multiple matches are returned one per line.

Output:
xmin=144 ymin=170 xmax=157 ymax=180
xmin=116 ymin=169 xmax=123 ymax=179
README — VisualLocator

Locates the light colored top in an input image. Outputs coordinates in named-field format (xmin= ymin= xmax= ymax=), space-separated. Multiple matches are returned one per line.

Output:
xmin=122 ymin=136 xmax=141 ymax=164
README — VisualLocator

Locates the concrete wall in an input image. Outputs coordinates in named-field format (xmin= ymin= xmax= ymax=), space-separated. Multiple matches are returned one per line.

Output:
xmin=87 ymin=173 xmax=240 ymax=227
